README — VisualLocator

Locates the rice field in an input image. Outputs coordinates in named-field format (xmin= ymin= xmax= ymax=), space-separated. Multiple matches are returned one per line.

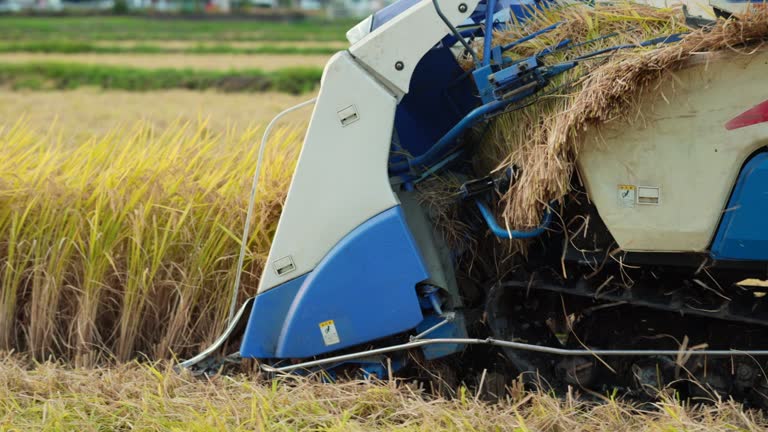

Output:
xmin=0 ymin=40 xmax=343 ymax=55
xmin=90 ymin=39 xmax=348 ymax=49
xmin=0 ymin=16 xmax=343 ymax=94
xmin=0 ymin=86 xmax=765 ymax=432
xmin=0 ymin=15 xmax=329 ymax=363
xmin=1 ymin=355 xmax=767 ymax=431
xmin=0 ymin=52 xmax=330 ymax=71
xmin=2 ymin=8 xmax=768 ymax=431
xmin=0 ymin=16 xmax=357 ymax=42
xmin=0 ymin=89 xmax=312 ymax=137
xmin=0 ymin=91 xmax=310 ymax=365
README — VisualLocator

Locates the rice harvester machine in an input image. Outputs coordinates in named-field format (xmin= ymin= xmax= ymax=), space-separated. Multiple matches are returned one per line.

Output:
xmin=183 ymin=0 xmax=768 ymax=403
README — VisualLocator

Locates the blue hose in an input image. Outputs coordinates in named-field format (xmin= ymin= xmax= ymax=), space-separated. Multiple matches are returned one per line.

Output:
xmin=475 ymin=200 xmax=552 ymax=239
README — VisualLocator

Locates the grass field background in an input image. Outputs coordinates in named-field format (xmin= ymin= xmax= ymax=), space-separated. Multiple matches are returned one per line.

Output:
xmin=0 ymin=16 xmax=337 ymax=92
xmin=0 ymin=16 xmax=357 ymax=42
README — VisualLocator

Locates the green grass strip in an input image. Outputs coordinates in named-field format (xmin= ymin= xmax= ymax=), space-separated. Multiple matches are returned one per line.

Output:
xmin=0 ymin=62 xmax=322 ymax=94
xmin=0 ymin=16 xmax=357 ymax=42
xmin=0 ymin=41 xmax=340 ymax=55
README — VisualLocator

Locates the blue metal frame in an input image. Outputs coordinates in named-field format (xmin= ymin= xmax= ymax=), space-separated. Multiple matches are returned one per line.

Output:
xmin=482 ymin=0 xmax=498 ymax=67
xmin=389 ymin=46 xmax=479 ymax=165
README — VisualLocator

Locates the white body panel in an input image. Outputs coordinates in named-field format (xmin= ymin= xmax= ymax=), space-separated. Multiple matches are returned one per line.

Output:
xmin=600 ymin=0 xmax=757 ymax=24
xmin=349 ymin=0 xmax=478 ymax=95
xmin=709 ymin=0 xmax=764 ymax=15
xmin=578 ymin=50 xmax=768 ymax=252
xmin=259 ymin=0 xmax=478 ymax=292
xmin=259 ymin=52 xmax=399 ymax=292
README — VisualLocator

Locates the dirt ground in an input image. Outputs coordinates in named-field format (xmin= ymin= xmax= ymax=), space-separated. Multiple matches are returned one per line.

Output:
xmin=0 ymin=89 xmax=313 ymax=138
xmin=0 ymin=52 xmax=330 ymax=71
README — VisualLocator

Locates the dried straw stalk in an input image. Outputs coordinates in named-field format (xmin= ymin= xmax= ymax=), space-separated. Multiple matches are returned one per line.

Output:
xmin=475 ymin=5 xmax=768 ymax=230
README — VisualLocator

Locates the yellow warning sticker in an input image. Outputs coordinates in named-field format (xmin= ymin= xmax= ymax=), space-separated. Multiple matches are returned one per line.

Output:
xmin=319 ymin=320 xmax=340 ymax=346
xmin=618 ymin=184 xmax=636 ymax=208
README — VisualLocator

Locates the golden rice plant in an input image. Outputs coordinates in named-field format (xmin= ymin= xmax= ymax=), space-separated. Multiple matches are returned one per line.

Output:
xmin=0 ymin=119 xmax=302 ymax=366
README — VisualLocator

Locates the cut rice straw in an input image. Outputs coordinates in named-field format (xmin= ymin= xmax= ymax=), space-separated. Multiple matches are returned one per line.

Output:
xmin=468 ymin=3 xmax=768 ymax=230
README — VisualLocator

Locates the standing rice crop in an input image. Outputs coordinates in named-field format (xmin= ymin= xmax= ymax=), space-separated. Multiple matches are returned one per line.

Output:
xmin=0 ymin=119 xmax=302 ymax=365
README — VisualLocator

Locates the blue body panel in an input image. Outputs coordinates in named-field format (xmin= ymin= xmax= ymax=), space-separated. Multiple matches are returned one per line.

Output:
xmin=238 ymin=274 xmax=307 ymax=357
xmin=711 ymin=152 xmax=768 ymax=261
xmin=391 ymin=47 xmax=479 ymax=163
xmin=240 ymin=206 xmax=429 ymax=359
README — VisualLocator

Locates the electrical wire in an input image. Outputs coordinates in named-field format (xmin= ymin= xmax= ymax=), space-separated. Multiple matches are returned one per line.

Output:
xmin=227 ymin=97 xmax=317 ymax=326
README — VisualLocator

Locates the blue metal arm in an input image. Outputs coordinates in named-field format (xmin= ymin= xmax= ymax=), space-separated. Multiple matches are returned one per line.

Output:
xmin=536 ymin=38 xmax=571 ymax=56
xmin=482 ymin=0 xmax=498 ymax=67
xmin=500 ymin=22 xmax=562 ymax=52
xmin=475 ymin=200 xmax=552 ymax=239
xmin=389 ymin=97 xmax=511 ymax=175
xmin=389 ymin=14 xmax=685 ymax=178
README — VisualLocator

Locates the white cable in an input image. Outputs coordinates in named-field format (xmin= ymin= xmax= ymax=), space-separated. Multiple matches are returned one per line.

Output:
xmin=228 ymin=97 xmax=317 ymax=325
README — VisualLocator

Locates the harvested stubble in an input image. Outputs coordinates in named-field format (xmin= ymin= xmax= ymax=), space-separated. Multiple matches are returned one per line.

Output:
xmin=473 ymin=5 xmax=768 ymax=230
xmin=0 ymin=355 xmax=766 ymax=431
xmin=0 ymin=120 xmax=301 ymax=366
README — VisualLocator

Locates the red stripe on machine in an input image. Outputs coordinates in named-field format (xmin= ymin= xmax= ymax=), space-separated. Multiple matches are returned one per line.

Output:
xmin=726 ymin=99 xmax=768 ymax=130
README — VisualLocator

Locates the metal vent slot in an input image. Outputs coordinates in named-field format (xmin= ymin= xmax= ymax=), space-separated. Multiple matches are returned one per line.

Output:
xmin=337 ymin=105 xmax=360 ymax=127
xmin=637 ymin=186 xmax=661 ymax=205
xmin=273 ymin=256 xmax=296 ymax=276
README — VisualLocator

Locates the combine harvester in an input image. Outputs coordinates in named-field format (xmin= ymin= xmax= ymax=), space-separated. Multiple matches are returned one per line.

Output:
xmin=183 ymin=0 xmax=768 ymax=404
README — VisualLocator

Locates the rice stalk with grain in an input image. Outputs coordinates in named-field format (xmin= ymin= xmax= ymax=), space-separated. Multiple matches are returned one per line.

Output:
xmin=0 ymin=120 xmax=301 ymax=366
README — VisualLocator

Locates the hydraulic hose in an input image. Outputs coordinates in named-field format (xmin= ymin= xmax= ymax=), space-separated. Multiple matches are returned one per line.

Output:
xmin=475 ymin=200 xmax=551 ymax=239
xmin=228 ymin=97 xmax=317 ymax=326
